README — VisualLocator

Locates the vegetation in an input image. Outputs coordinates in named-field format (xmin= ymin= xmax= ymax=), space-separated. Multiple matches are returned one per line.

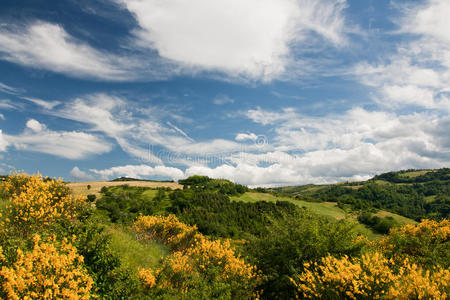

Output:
xmin=112 ymin=177 xmax=175 ymax=183
xmin=0 ymin=172 xmax=448 ymax=299
xmin=268 ymin=168 xmax=450 ymax=221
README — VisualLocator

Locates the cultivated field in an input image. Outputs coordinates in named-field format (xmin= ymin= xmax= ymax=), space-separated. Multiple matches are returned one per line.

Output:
xmin=68 ymin=180 xmax=183 ymax=197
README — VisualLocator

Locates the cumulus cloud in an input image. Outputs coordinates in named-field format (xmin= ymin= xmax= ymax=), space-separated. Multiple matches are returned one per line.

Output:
xmin=118 ymin=0 xmax=348 ymax=80
xmin=225 ymin=106 xmax=450 ymax=185
xmin=90 ymin=164 xmax=184 ymax=180
xmin=69 ymin=166 xmax=94 ymax=181
xmin=235 ymin=133 xmax=258 ymax=142
xmin=26 ymin=119 xmax=46 ymax=132
xmin=2 ymin=119 xmax=111 ymax=159
xmin=0 ymin=22 xmax=138 ymax=81
xmin=0 ymin=113 xmax=4 ymax=120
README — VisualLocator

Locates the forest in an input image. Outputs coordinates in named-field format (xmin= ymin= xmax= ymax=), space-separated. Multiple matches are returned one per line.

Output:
xmin=0 ymin=170 xmax=448 ymax=299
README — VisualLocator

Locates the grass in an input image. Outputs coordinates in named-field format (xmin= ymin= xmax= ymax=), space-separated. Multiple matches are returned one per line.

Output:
xmin=348 ymin=219 xmax=382 ymax=240
xmin=373 ymin=210 xmax=417 ymax=225
xmin=141 ymin=189 xmax=158 ymax=199
xmin=107 ymin=225 xmax=168 ymax=272
xmin=231 ymin=192 xmax=347 ymax=220
xmin=425 ymin=195 xmax=437 ymax=203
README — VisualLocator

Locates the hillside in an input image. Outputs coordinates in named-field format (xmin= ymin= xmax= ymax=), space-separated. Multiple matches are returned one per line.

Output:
xmin=0 ymin=172 xmax=448 ymax=299
xmin=267 ymin=168 xmax=450 ymax=221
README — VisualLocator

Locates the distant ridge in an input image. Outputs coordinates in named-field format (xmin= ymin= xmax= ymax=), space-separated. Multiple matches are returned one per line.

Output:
xmin=111 ymin=176 xmax=174 ymax=183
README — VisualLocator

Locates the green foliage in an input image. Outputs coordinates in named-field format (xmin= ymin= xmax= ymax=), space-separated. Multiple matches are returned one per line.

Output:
xmin=96 ymin=185 xmax=297 ymax=239
xmin=169 ymin=190 xmax=299 ymax=238
xmin=373 ymin=168 xmax=450 ymax=183
xmin=179 ymin=175 xmax=249 ymax=196
xmin=245 ymin=210 xmax=362 ymax=299
xmin=178 ymin=175 xmax=211 ymax=186
xmin=96 ymin=186 xmax=165 ymax=223
xmin=358 ymin=212 xmax=399 ymax=234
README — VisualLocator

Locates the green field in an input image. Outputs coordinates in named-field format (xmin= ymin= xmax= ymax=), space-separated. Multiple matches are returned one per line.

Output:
xmin=231 ymin=192 xmax=347 ymax=220
xmin=373 ymin=211 xmax=417 ymax=225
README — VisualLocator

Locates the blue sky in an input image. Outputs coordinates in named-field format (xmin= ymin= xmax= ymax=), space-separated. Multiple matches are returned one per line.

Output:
xmin=0 ymin=0 xmax=449 ymax=186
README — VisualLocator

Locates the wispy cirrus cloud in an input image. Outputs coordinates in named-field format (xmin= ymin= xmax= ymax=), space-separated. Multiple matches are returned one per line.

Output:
xmin=0 ymin=82 xmax=23 ymax=95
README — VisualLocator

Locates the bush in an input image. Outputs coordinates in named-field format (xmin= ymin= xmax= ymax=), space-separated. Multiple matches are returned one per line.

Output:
xmin=0 ymin=234 xmax=93 ymax=300
xmin=291 ymin=251 xmax=449 ymax=299
xmin=133 ymin=215 xmax=198 ymax=251
xmin=246 ymin=210 xmax=362 ymax=299
xmin=358 ymin=212 xmax=399 ymax=234
xmin=1 ymin=173 xmax=86 ymax=237
xmin=377 ymin=219 xmax=450 ymax=268
xmin=133 ymin=215 xmax=261 ymax=299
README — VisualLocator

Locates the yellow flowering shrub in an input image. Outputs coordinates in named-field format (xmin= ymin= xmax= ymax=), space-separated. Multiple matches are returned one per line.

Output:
xmin=2 ymin=173 xmax=85 ymax=235
xmin=291 ymin=251 xmax=449 ymax=299
xmin=377 ymin=219 xmax=450 ymax=268
xmin=0 ymin=234 xmax=93 ymax=300
xmin=133 ymin=215 xmax=261 ymax=299
xmin=138 ymin=268 xmax=156 ymax=289
xmin=133 ymin=214 xmax=198 ymax=251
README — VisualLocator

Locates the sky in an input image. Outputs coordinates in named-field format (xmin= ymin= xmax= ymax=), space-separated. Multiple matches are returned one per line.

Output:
xmin=0 ymin=0 xmax=449 ymax=186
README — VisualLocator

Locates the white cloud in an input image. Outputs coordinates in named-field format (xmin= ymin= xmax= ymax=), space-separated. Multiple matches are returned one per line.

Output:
xmin=0 ymin=99 xmax=20 ymax=110
xmin=69 ymin=166 xmax=94 ymax=181
xmin=118 ymin=0 xmax=348 ymax=81
xmin=26 ymin=119 xmax=46 ymax=132
xmin=3 ymin=120 xmax=112 ymax=159
xmin=0 ymin=130 xmax=9 ymax=151
xmin=0 ymin=22 xmax=138 ymax=81
xmin=22 ymin=97 xmax=61 ymax=110
xmin=51 ymin=93 xmax=252 ymax=161
xmin=0 ymin=82 xmax=22 ymax=95
xmin=401 ymin=0 xmax=450 ymax=44
xmin=226 ymin=106 xmax=450 ymax=185
xmin=90 ymin=164 xmax=184 ymax=180
xmin=0 ymin=113 xmax=4 ymax=120
xmin=354 ymin=0 xmax=450 ymax=111
xmin=235 ymin=133 xmax=258 ymax=142
xmin=213 ymin=95 xmax=235 ymax=105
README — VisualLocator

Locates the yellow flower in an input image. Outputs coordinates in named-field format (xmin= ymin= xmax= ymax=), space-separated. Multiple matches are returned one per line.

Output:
xmin=0 ymin=234 xmax=93 ymax=300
